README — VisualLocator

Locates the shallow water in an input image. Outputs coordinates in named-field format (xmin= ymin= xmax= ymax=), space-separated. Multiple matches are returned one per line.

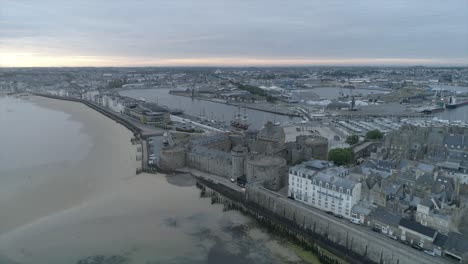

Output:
xmin=0 ymin=96 xmax=306 ymax=264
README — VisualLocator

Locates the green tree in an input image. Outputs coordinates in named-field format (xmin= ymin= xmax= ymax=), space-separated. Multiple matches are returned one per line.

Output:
xmin=328 ymin=148 xmax=353 ymax=166
xmin=366 ymin=130 xmax=383 ymax=140
xmin=345 ymin=135 xmax=359 ymax=145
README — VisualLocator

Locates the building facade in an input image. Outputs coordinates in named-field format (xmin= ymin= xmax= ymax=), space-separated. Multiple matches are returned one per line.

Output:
xmin=288 ymin=161 xmax=361 ymax=219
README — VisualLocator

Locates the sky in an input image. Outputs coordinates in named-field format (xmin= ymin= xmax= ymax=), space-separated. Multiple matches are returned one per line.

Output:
xmin=1 ymin=0 xmax=467 ymax=67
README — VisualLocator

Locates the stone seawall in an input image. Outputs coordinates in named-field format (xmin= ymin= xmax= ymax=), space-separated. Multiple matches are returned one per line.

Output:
xmin=34 ymin=94 xmax=143 ymax=137
xmin=193 ymin=176 xmax=450 ymax=264
xmin=245 ymin=186 xmax=450 ymax=264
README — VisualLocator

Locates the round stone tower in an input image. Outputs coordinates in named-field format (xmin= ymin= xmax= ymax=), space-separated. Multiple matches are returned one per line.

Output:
xmin=231 ymin=145 xmax=247 ymax=179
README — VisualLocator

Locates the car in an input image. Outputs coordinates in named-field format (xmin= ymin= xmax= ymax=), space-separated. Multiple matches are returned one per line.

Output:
xmin=387 ymin=234 xmax=397 ymax=240
xmin=399 ymin=240 xmax=409 ymax=245
xmin=326 ymin=211 xmax=334 ymax=215
xmin=333 ymin=214 xmax=344 ymax=219
xmin=350 ymin=218 xmax=361 ymax=225
xmin=424 ymin=250 xmax=436 ymax=256
xmin=371 ymin=227 xmax=380 ymax=232
xmin=230 ymin=178 xmax=236 ymax=183
xmin=411 ymin=244 xmax=423 ymax=251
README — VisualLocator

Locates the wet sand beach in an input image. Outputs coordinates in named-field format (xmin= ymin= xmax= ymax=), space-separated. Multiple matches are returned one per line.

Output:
xmin=0 ymin=96 xmax=308 ymax=264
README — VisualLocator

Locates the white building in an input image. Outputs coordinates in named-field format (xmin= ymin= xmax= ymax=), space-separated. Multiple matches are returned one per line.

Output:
xmin=288 ymin=161 xmax=361 ymax=219
xmin=83 ymin=90 xmax=100 ymax=102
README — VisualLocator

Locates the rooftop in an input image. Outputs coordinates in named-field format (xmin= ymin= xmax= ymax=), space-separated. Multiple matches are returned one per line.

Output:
xmin=399 ymin=218 xmax=437 ymax=238
xmin=370 ymin=207 xmax=402 ymax=226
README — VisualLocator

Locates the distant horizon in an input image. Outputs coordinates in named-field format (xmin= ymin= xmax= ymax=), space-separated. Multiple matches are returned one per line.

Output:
xmin=1 ymin=57 xmax=467 ymax=68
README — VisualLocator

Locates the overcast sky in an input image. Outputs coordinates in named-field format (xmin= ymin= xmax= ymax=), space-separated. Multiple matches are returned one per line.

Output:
xmin=1 ymin=0 xmax=467 ymax=66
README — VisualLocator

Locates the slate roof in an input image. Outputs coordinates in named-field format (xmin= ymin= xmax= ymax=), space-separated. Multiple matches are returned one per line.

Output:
xmin=314 ymin=172 xmax=357 ymax=191
xmin=370 ymin=207 xmax=402 ymax=227
xmin=364 ymin=159 xmax=397 ymax=172
xmin=433 ymin=233 xmax=448 ymax=248
xmin=416 ymin=163 xmax=435 ymax=173
xmin=415 ymin=173 xmax=434 ymax=187
xmin=444 ymin=232 xmax=468 ymax=256
xmin=399 ymin=218 xmax=437 ymax=238
xmin=432 ymin=176 xmax=455 ymax=195
xmin=443 ymin=135 xmax=464 ymax=148
xmin=352 ymin=204 xmax=374 ymax=216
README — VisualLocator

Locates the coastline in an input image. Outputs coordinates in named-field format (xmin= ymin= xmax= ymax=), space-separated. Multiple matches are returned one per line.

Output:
xmin=0 ymin=96 xmax=140 ymax=263
xmin=0 ymin=96 xmax=314 ymax=264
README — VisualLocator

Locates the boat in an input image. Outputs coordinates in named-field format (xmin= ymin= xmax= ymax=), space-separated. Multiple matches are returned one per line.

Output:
xmin=418 ymin=106 xmax=445 ymax=114
xmin=446 ymin=96 xmax=468 ymax=109
xmin=230 ymin=106 xmax=250 ymax=130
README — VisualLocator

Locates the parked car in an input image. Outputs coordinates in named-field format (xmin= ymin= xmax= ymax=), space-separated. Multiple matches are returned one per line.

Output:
xmin=399 ymin=240 xmax=409 ymax=245
xmin=326 ymin=211 xmax=334 ymax=215
xmin=230 ymin=178 xmax=236 ymax=183
xmin=371 ymin=227 xmax=381 ymax=232
xmin=411 ymin=244 xmax=423 ymax=251
xmin=350 ymin=218 xmax=361 ymax=225
xmin=424 ymin=250 xmax=436 ymax=256
xmin=387 ymin=234 xmax=398 ymax=240
xmin=333 ymin=214 xmax=344 ymax=219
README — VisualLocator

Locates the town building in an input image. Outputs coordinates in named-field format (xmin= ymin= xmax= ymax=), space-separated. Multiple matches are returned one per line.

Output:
xmin=288 ymin=160 xmax=361 ymax=219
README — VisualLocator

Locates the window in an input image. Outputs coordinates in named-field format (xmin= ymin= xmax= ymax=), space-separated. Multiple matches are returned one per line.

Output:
xmin=326 ymin=183 xmax=329 ymax=189
xmin=339 ymin=187 xmax=343 ymax=193
xmin=319 ymin=182 xmax=322 ymax=188
xmin=347 ymin=189 xmax=351 ymax=195
xmin=332 ymin=185 xmax=336 ymax=191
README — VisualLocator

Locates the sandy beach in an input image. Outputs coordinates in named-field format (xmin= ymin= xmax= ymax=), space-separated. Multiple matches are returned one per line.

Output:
xmin=0 ymin=96 xmax=306 ymax=264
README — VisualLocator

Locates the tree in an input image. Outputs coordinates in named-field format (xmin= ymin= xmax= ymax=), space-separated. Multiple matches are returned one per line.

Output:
xmin=345 ymin=135 xmax=359 ymax=145
xmin=328 ymin=148 xmax=353 ymax=166
xmin=366 ymin=130 xmax=383 ymax=140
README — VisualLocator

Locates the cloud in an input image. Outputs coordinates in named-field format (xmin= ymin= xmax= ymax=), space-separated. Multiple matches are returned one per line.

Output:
xmin=1 ymin=0 xmax=467 ymax=66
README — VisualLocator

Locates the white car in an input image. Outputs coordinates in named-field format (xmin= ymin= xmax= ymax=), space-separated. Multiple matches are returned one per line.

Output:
xmin=424 ymin=250 xmax=436 ymax=257
xmin=350 ymin=218 xmax=361 ymax=225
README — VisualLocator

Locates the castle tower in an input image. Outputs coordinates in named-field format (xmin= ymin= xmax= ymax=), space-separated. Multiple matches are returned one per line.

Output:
xmin=231 ymin=145 xmax=247 ymax=179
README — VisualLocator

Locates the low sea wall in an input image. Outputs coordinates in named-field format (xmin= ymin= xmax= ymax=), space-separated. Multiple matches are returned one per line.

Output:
xmin=34 ymin=94 xmax=143 ymax=137
xmin=195 ymin=177 xmax=449 ymax=264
